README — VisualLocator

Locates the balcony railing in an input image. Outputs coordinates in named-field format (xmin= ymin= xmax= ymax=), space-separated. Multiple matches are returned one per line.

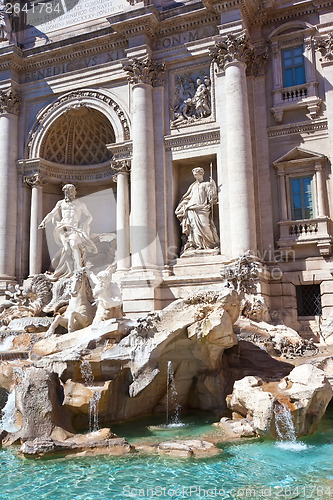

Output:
xmin=278 ymin=217 xmax=333 ymax=255
xmin=271 ymin=81 xmax=321 ymax=123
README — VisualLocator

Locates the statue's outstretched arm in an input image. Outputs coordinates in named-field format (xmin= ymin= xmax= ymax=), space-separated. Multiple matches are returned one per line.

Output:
xmin=39 ymin=202 xmax=61 ymax=229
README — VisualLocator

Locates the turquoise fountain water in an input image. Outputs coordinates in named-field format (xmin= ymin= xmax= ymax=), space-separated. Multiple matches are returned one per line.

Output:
xmin=0 ymin=408 xmax=332 ymax=499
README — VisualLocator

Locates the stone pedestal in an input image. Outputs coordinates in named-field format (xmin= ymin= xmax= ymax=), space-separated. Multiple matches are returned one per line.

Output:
xmin=0 ymin=89 xmax=20 ymax=285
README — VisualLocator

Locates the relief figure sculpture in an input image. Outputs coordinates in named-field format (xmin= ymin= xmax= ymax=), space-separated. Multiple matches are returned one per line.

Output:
xmin=172 ymin=75 xmax=211 ymax=124
xmin=175 ymin=167 xmax=219 ymax=255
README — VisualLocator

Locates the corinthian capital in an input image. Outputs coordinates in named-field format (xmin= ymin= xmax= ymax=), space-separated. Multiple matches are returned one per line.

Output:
xmin=209 ymin=32 xmax=254 ymax=71
xmin=315 ymin=33 xmax=333 ymax=62
xmin=112 ymin=159 xmax=131 ymax=174
xmin=0 ymin=88 xmax=20 ymax=115
xmin=24 ymin=172 xmax=45 ymax=188
xmin=123 ymin=56 xmax=165 ymax=86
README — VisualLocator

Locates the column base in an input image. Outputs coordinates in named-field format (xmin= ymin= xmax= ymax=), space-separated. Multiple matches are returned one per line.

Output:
xmin=119 ymin=269 xmax=163 ymax=318
xmin=0 ymin=275 xmax=17 ymax=294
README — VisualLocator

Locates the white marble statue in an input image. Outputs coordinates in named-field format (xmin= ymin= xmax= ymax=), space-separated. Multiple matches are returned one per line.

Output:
xmin=175 ymin=167 xmax=219 ymax=254
xmin=39 ymin=184 xmax=97 ymax=279
xmin=45 ymin=268 xmax=96 ymax=336
xmin=0 ymin=0 xmax=16 ymax=44
xmin=193 ymin=78 xmax=210 ymax=118
xmin=89 ymin=266 xmax=123 ymax=323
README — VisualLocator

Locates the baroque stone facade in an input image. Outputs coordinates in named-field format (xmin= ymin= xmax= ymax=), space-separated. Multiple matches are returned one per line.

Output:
xmin=1 ymin=0 xmax=333 ymax=335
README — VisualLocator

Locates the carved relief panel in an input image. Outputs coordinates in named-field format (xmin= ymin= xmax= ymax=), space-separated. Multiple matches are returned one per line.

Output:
xmin=170 ymin=65 xmax=215 ymax=128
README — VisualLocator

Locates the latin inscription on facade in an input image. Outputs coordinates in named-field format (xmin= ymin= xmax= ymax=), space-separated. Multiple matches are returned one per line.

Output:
xmin=154 ymin=26 xmax=218 ymax=50
xmin=24 ymin=50 xmax=126 ymax=83
xmin=26 ymin=0 xmax=134 ymax=34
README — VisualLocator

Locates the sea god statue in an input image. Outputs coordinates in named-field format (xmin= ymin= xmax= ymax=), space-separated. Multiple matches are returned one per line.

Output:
xmin=175 ymin=167 xmax=219 ymax=254
xmin=39 ymin=184 xmax=97 ymax=278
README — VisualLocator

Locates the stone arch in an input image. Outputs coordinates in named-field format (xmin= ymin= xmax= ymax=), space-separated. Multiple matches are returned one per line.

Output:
xmin=268 ymin=21 xmax=315 ymax=40
xmin=26 ymin=89 xmax=131 ymax=160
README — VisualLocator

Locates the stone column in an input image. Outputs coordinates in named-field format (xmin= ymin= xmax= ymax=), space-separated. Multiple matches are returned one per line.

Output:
xmin=315 ymin=163 xmax=327 ymax=218
xmin=24 ymin=172 xmax=44 ymax=276
xmin=123 ymin=56 xmax=165 ymax=270
xmin=0 ymin=88 xmax=20 ymax=284
xmin=210 ymin=32 xmax=257 ymax=257
xmin=113 ymin=160 xmax=131 ymax=271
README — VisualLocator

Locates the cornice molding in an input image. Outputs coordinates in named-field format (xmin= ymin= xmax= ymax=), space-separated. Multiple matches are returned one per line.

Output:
xmin=0 ymin=36 xmax=128 ymax=75
xmin=165 ymin=127 xmax=220 ymax=152
xmin=267 ymin=119 xmax=328 ymax=138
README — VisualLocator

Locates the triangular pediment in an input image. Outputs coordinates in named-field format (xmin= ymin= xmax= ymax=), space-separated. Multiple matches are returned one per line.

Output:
xmin=273 ymin=147 xmax=326 ymax=165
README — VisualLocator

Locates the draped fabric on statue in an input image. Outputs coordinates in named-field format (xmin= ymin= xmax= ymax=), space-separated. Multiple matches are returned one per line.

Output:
xmin=175 ymin=179 xmax=219 ymax=251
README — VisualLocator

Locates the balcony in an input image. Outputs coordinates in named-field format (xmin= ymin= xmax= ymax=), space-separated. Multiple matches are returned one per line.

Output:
xmin=271 ymin=82 xmax=321 ymax=123
xmin=277 ymin=217 xmax=333 ymax=255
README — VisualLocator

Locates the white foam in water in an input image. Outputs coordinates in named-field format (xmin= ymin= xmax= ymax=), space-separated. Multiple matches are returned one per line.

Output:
xmin=276 ymin=441 xmax=308 ymax=451
xmin=274 ymin=402 xmax=308 ymax=451
xmin=0 ymin=335 xmax=15 ymax=352
xmin=0 ymin=390 xmax=20 ymax=433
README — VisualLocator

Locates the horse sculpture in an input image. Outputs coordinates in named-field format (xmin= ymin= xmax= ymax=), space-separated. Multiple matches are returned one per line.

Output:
xmin=46 ymin=268 xmax=96 ymax=336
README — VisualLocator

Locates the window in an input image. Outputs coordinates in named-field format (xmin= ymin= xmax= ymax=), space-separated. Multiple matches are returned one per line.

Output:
xmin=269 ymin=22 xmax=321 ymax=123
xmin=296 ymin=285 xmax=321 ymax=316
xmin=290 ymin=176 xmax=314 ymax=220
xmin=282 ymin=46 xmax=306 ymax=87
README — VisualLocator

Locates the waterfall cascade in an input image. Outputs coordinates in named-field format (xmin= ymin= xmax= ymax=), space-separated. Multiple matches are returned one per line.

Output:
xmin=166 ymin=361 xmax=183 ymax=427
xmin=274 ymin=402 xmax=307 ymax=450
xmin=0 ymin=390 xmax=19 ymax=433
xmin=80 ymin=360 xmax=101 ymax=433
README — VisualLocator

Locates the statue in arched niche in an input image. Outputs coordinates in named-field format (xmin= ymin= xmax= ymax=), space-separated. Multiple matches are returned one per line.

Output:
xmin=39 ymin=184 xmax=97 ymax=279
xmin=175 ymin=167 xmax=219 ymax=255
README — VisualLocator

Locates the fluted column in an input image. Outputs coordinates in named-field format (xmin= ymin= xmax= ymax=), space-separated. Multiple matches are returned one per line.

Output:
xmin=123 ymin=56 xmax=165 ymax=270
xmin=24 ymin=172 xmax=44 ymax=276
xmin=315 ymin=163 xmax=327 ymax=218
xmin=210 ymin=32 xmax=257 ymax=257
xmin=0 ymin=88 xmax=20 ymax=282
xmin=113 ymin=160 xmax=131 ymax=271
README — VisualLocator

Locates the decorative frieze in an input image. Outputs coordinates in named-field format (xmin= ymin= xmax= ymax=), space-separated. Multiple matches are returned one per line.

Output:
xmin=0 ymin=88 xmax=20 ymax=115
xmin=209 ymin=32 xmax=254 ymax=71
xmin=122 ymin=57 xmax=166 ymax=87
xmin=315 ymin=33 xmax=333 ymax=62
